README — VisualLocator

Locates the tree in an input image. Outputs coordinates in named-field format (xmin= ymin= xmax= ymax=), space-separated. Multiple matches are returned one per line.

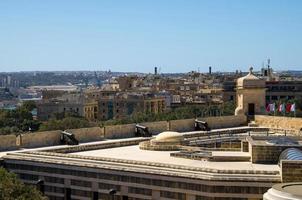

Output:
xmin=0 ymin=167 xmax=46 ymax=200
xmin=21 ymin=101 xmax=36 ymax=112
xmin=39 ymin=117 xmax=91 ymax=131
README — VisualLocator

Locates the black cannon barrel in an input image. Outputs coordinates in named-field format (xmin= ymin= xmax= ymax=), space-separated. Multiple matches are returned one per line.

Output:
xmin=195 ymin=119 xmax=211 ymax=131
xmin=61 ymin=131 xmax=79 ymax=145
xmin=135 ymin=124 xmax=151 ymax=137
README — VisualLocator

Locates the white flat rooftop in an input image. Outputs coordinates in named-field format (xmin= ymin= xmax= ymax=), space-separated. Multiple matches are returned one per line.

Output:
xmin=71 ymin=145 xmax=279 ymax=172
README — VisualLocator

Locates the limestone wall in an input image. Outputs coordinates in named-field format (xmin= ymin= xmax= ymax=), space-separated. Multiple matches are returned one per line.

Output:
xmin=104 ymin=124 xmax=136 ymax=139
xmin=141 ymin=121 xmax=168 ymax=135
xmin=0 ymin=115 xmax=248 ymax=151
xmin=169 ymin=119 xmax=195 ymax=132
xmin=0 ymin=135 xmax=17 ymax=151
xmin=169 ymin=115 xmax=247 ymax=132
xmin=250 ymin=144 xmax=302 ymax=164
xmin=281 ymin=160 xmax=302 ymax=182
xmin=200 ymin=115 xmax=247 ymax=129
xmin=21 ymin=130 xmax=61 ymax=148
xmin=67 ymin=127 xmax=104 ymax=143
xmin=255 ymin=115 xmax=302 ymax=134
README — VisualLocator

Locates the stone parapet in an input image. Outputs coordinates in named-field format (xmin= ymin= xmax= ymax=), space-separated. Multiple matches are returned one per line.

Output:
xmin=0 ymin=135 xmax=17 ymax=151
xmin=281 ymin=160 xmax=302 ymax=182
xmin=255 ymin=115 xmax=302 ymax=135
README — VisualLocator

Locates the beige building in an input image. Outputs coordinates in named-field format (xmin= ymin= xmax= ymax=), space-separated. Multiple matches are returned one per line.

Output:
xmin=235 ymin=67 xmax=266 ymax=116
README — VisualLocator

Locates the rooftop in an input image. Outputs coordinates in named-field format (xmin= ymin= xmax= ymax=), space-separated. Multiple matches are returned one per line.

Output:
xmin=71 ymin=144 xmax=279 ymax=173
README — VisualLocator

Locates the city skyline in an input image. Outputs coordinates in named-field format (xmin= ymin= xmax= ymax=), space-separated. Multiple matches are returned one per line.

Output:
xmin=1 ymin=0 xmax=302 ymax=73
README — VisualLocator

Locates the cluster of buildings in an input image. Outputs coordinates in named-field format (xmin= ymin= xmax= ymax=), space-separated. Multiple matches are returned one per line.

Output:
xmin=1 ymin=67 xmax=302 ymax=200
xmin=1 ymin=64 xmax=302 ymax=121
xmin=35 ymin=65 xmax=302 ymax=122
xmin=36 ymin=68 xmax=226 ymax=121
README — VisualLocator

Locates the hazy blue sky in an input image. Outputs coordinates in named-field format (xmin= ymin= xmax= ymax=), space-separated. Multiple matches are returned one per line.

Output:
xmin=0 ymin=0 xmax=301 ymax=73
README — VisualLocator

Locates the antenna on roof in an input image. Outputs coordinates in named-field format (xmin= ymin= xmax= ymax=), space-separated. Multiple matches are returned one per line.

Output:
xmin=267 ymin=58 xmax=270 ymax=69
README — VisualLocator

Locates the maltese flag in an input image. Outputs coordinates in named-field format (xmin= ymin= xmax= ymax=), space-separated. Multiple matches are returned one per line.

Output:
xmin=266 ymin=103 xmax=275 ymax=112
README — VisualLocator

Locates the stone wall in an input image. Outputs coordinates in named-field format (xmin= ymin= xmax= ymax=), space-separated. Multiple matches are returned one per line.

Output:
xmin=249 ymin=142 xmax=302 ymax=164
xmin=141 ymin=121 xmax=168 ymax=135
xmin=169 ymin=115 xmax=247 ymax=133
xmin=169 ymin=119 xmax=195 ymax=132
xmin=66 ymin=127 xmax=104 ymax=143
xmin=21 ymin=130 xmax=61 ymax=148
xmin=0 ymin=116 xmax=248 ymax=151
xmin=281 ymin=160 xmax=302 ymax=182
xmin=255 ymin=115 xmax=302 ymax=134
xmin=104 ymin=124 xmax=136 ymax=139
xmin=0 ymin=135 xmax=17 ymax=151
xmin=201 ymin=115 xmax=247 ymax=129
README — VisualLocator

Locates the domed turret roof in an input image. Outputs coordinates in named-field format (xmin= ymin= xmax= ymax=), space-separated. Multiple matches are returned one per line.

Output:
xmin=237 ymin=67 xmax=265 ymax=89
xmin=155 ymin=131 xmax=184 ymax=142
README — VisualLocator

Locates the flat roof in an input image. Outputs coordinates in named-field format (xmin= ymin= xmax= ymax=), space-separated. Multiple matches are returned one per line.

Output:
xmin=71 ymin=145 xmax=279 ymax=172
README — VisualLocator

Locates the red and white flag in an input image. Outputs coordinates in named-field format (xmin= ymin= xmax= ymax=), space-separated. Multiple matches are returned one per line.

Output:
xmin=290 ymin=103 xmax=296 ymax=112
xmin=266 ymin=103 xmax=275 ymax=112
xmin=278 ymin=104 xmax=285 ymax=112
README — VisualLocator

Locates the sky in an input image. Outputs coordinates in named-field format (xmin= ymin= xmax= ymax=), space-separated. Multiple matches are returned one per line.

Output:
xmin=0 ymin=0 xmax=302 ymax=73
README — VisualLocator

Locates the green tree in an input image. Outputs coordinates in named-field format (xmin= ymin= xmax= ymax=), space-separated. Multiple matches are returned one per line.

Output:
xmin=39 ymin=117 xmax=91 ymax=131
xmin=21 ymin=101 xmax=36 ymax=112
xmin=0 ymin=167 xmax=46 ymax=200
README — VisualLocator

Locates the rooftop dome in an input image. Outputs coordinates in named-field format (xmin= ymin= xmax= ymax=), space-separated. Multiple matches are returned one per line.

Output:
xmin=237 ymin=67 xmax=265 ymax=89
xmin=155 ymin=131 xmax=184 ymax=142
xmin=139 ymin=131 xmax=185 ymax=151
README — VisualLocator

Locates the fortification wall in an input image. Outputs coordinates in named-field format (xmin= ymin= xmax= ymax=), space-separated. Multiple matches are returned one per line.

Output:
xmin=21 ymin=130 xmax=61 ymax=148
xmin=201 ymin=115 xmax=247 ymax=129
xmin=255 ymin=115 xmax=302 ymax=134
xmin=0 ymin=135 xmax=17 ymax=151
xmin=67 ymin=127 xmax=104 ymax=143
xmin=141 ymin=121 xmax=168 ymax=135
xmin=104 ymin=124 xmax=136 ymax=139
xmin=0 ymin=115 xmax=248 ymax=151
xmin=169 ymin=119 xmax=195 ymax=132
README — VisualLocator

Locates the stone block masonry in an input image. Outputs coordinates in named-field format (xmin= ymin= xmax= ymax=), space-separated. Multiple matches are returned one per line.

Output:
xmin=21 ymin=130 xmax=61 ymax=148
xmin=281 ymin=160 xmax=302 ymax=182
xmin=104 ymin=124 xmax=136 ymax=139
xmin=0 ymin=135 xmax=17 ymax=151
xmin=67 ymin=127 xmax=104 ymax=143
xmin=255 ymin=115 xmax=302 ymax=134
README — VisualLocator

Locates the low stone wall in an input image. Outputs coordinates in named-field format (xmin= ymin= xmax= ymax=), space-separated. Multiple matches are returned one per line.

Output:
xmin=104 ymin=124 xmax=136 ymax=139
xmin=0 ymin=135 xmax=17 ymax=151
xmin=169 ymin=119 xmax=195 ymax=132
xmin=281 ymin=160 xmax=302 ymax=182
xmin=21 ymin=130 xmax=61 ymax=148
xmin=248 ymin=136 xmax=302 ymax=164
xmin=141 ymin=121 xmax=168 ymax=135
xmin=169 ymin=115 xmax=247 ymax=133
xmin=67 ymin=127 xmax=104 ymax=143
xmin=255 ymin=115 xmax=302 ymax=135
xmin=201 ymin=115 xmax=247 ymax=129
xmin=0 ymin=116 xmax=249 ymax=151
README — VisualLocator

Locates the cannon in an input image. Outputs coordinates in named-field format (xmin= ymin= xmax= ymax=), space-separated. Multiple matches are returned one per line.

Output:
xmin=194 ymin=119 xmax=211 ymax=131
xmin=60 ymin=131 xmax=79 ymax=145
xmin=135 ymin=124 xmax=151 ymax=137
